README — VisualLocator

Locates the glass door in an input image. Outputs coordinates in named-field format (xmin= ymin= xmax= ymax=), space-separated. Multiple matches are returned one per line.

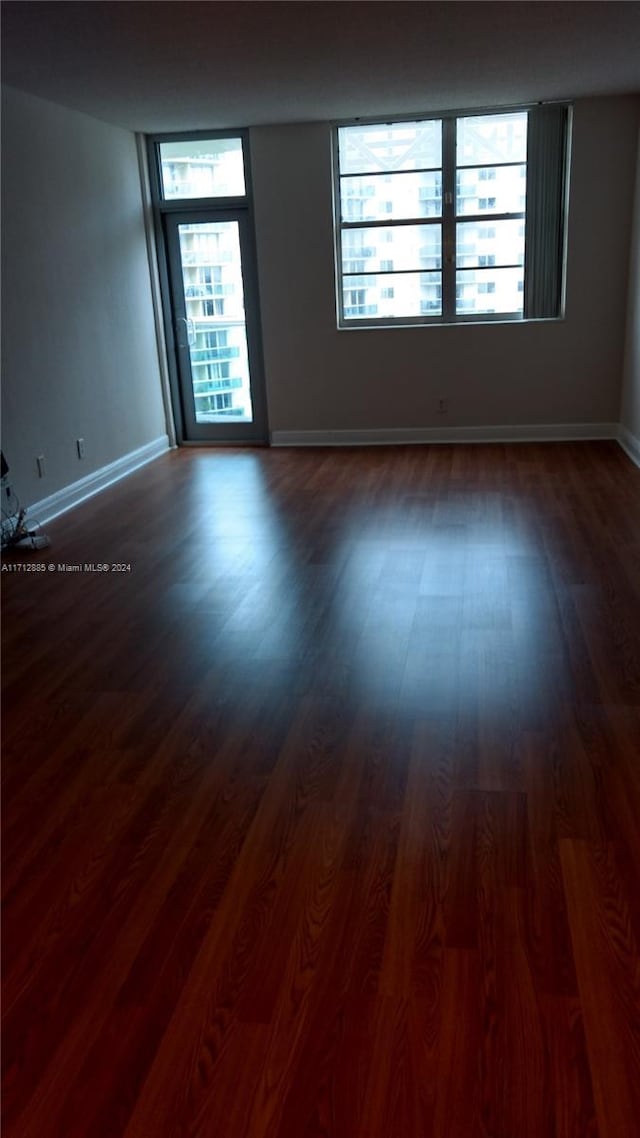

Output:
xmin=164 ymin=210 xmax=267 ymax=442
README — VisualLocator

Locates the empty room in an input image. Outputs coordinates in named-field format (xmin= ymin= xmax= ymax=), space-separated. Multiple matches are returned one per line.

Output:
xmin=2 ymin=2 xmax=640 ymax=1136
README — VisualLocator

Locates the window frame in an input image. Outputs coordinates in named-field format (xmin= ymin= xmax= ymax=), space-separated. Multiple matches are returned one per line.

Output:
xmin=332 ymin=103 xmax=570 ymax=330
xmin=149 ymin=127 xmax=253 ymax=211
xmin=145 ymin=128 xmax=270 ymax=444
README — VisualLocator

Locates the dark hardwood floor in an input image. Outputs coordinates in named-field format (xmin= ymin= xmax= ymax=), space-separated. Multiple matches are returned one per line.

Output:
xmin=2 ymin=441 xmax=640 ymax=1138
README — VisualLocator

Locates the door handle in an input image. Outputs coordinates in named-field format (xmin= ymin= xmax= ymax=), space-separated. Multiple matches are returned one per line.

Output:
xmin=175 ymin=316 xmax=188 ymax=348
xmin=176 ymin=316 xmax=195 ymax=349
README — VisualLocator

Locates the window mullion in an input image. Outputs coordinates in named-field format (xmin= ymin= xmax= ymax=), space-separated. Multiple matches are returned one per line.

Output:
xmin=442 ymin=118 xmax=456 ymax=321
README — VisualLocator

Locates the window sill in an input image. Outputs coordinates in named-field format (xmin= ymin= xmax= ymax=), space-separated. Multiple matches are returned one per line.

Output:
xmin=337 ymin=314 xmax=565 ymax=331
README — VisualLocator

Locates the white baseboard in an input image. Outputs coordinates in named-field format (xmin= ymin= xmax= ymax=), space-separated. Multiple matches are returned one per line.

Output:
xmin=618 ymin=424 xmax=640 ymax=469
xmin=23 ymin=424 xmax=633 ymax=529
xmin=27 ymin=435 xmax=171 ymax=524
xmin=270 ymin=423 xmax=619 ymax=447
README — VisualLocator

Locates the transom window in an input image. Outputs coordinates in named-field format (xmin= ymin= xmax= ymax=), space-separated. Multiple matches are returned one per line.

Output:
xmin=158 ymin=137 xmax=245 ymax=199
xmin=334 ymin=106 xmax=569 ymax=326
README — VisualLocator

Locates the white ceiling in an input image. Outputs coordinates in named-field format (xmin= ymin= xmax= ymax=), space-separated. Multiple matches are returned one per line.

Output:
xmin=2 ymin=1 xmax=640 ymax=134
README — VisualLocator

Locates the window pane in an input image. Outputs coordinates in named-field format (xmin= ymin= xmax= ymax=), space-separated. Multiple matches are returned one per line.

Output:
xmin=343 ymin=272 xmax=442 ymax=319
xmin=160 ymin=138 xmax=245 ymax=199
xmin=457 ymin=112 xmax=528 ymax=166
xmin=340 ymin=171 xmax=442 ymax=222
xmin=456 ymin=165 xmax=526 ymax=215
xmin=339 ymin=120 xmax=442 ymax=175
xmin=456 ymin=267 xmax=524 ymax=316
xmin=178 ymin=221 xmax=253 ymax=422
xmin=456 ymin=220 xmax=525 ymax=268
xmin=342 ymin=225 xmax=441 ymax=273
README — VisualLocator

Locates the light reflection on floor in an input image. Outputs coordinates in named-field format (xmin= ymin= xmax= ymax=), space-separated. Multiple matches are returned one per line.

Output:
xmin=164 ymin=458 xmax=572 ymax=734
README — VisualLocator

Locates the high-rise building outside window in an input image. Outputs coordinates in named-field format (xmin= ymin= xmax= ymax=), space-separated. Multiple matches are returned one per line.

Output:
xmin=334 ymin=105 xmax=569 ymax=326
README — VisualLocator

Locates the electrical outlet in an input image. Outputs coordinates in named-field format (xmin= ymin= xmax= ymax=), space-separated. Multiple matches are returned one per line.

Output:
xmin=36 ymin=455 xmax=46 ymax=478
xmin=437 ymin=398 xmax=449 ymax=414
xmin=76 ymin=438 xmax=85 ymax=459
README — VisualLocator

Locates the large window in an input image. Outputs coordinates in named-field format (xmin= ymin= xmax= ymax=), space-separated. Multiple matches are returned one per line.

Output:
xmin=334 ymin=106 xmax=569 ymax=326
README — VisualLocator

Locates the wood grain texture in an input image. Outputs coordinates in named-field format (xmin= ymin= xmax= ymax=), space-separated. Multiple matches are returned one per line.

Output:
xmin=2 ymin=440 xmax=639 ymax=1137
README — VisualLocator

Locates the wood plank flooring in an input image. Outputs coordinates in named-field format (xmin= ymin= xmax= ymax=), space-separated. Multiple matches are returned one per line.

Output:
xmin=2 ymin=441 xmax=640 ymax=1137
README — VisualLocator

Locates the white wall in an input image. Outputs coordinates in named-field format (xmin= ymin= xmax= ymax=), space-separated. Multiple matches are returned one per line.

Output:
xmin=251 ymin=96 xmax=639 ymax=436
xmin=1 ymin=85 xmax=167 ymax=505
xmin=620 ymin=125 xmax=640 ymax=451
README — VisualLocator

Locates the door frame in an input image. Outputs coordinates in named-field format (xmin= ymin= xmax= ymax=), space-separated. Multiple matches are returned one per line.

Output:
xmin=147 ymin=129 xmax=269 ymax=445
